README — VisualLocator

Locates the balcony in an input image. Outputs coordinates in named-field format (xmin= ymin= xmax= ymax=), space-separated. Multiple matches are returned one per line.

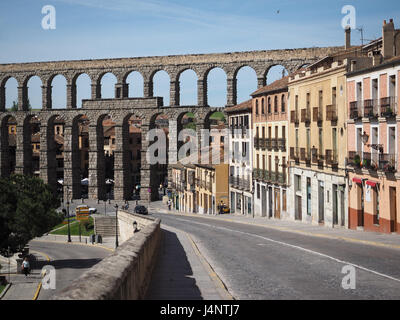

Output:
xmin=278 ymin=138 xmax=286 ymax=152
xmin=290 ymin=110 xmax=299 ymax=124
xmin=290 ymin=147 xmax=300 ymax=161
xmin=229 ymin=176 xmax=239 ymax=187
xmin=326 ymin=104 xmax=338 ymax=121
xmin=300 ymin=148 xmax=311 ymax=163
xmin=271 ymin=139 xmax=278 ymax=151
xmin=260 ymin=138 xmax=267 ymax=150
xmin=363 ymin=99 xmax=378 ymax=118
xmin=253 ymin=168 xmax=260 ymax=179
xmin=348 ymin=151 xmax=396 ymax=173
xmin=254 ymin=137 xmax=260 ymax=149
xmin=379 ymin=153 xmax=397 ymax=173
xmin=301 ymin=108 xmax=311 ymax=124
xmin=313 ymin=107 xmax=323 ymax=123
xmin=239 ymin=178 xmax=251 ymax=191
xmin=380 ymin=97 xmax=397 ymax=117
xmin=311 ymin=148 xmax=320 ymax=163
xmin=349 ymin=101 xmax=361 ymax=120
xmin=325 ymin=149 xmax=338 ymax=166
xmin=266 ymin=138 xmax=272 ymax=151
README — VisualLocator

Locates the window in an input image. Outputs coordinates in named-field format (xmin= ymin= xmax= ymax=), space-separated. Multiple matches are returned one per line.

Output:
xmin=295 ymin=174 xmax=301 ymax=192
xmin=268 ymin=97 xmax=271 ymax=113
xmin=319 ymin=90 xmax=323 ymax=109
xmin=274 ymin=96 xmax=278 ymax=113
xmin=255 ymin=100 xmax=259 ymax=115
xmin=261 ymin=98 xmax=265 ymax=114
xmin=257 ymin=184 xmax=260 ymax=199
xmin=281 ymin=95 xmax=285 ymax=113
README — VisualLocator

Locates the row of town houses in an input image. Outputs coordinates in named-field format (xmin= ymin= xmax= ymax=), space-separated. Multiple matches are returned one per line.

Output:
xmin=170 ymin=19 xmax=400 ymax=235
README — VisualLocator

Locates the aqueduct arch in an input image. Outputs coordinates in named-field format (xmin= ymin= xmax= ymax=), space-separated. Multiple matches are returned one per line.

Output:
xmin=0 ymin=46 xmax=341 ymax=202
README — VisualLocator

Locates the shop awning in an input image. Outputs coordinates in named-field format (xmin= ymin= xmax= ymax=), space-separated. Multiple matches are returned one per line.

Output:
xmin=366 ymin=180 xmax=377 ymax=187
xmin=352 ymin=177 xmax=363 ymax=184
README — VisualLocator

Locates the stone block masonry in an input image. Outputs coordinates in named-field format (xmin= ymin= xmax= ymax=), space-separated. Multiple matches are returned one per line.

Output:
xmin=53 ymin=214 xmax=161 ymax=300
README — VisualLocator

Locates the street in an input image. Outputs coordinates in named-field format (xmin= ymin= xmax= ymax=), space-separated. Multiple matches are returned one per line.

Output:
xmin=150 ymin=209 xmax=400 ymax=300
xmin=29 ymin=240 xmax=111 ymax=300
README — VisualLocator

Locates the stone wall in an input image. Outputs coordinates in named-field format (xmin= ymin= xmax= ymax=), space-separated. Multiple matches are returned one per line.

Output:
xmin=118 ymin=210 xmax=155 ymax=243
xmin=53 ymin=215 xmax=161 ymax=300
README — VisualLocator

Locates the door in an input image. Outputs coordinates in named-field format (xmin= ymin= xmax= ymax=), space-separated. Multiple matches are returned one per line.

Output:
xmin=268 ymin=187 xmax=273 ymax=218
xmin=390 ymin=187 xmax=397 ymax=232
xmin=333 ymin=184 xmax=338 ymax=225
xmin=340 ymin=189 xmax=345 ymax=227
xmin=295 ymin=195 xmax=302 ymax=220
xmin=318 ymin=181 xmax=324 ymax=223
xmin=275 ymin=189 xmax=281 ymax=219
xmin=261 ymin=186 xmax=267 ymax=217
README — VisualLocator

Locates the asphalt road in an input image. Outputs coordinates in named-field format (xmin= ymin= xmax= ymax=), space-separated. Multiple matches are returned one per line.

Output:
xmin=29 ymin=241 xmax=111 ymax=300
xmin=151 ymin=211 xmax=400 ymax=300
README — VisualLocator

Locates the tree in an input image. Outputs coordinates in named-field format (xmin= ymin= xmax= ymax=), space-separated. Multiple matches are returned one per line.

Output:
xmin=9 ymin=100 xmax=32 ymax=112
xmin=0 ymin=174 xmax=63 ymax=255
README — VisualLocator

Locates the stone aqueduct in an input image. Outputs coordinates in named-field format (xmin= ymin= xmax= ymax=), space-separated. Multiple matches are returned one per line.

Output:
xmin=0 ymin=46 xmax=341 ymax=201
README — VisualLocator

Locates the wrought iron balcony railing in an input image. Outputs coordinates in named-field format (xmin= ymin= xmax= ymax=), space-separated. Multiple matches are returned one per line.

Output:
xmin=313 ymin=107 xmax=323 ymax=122
xmin=326 ymin=104 xmax=338 ymax=121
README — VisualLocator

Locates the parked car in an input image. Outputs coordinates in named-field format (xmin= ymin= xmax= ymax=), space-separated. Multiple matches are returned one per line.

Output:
xmin=221 ymin=205 xmax=230 ymax=214
xmin=76 ymin=205 xmax=97 ymax=214
xmin=134 ymin=205 xmax=148 ymax=215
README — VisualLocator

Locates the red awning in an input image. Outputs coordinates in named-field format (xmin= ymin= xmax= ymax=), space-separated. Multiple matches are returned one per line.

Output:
xmin=352 ymin=177 xmax=363 ymax=184
xmin=366 ymin=180 xmax=377 ymax=187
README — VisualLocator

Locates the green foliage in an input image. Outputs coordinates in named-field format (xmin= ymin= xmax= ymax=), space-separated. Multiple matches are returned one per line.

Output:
xmin=8 ymin=100 xmax=32 ymax=112
xmin=0 ymin=174 xmax=63 ymax=256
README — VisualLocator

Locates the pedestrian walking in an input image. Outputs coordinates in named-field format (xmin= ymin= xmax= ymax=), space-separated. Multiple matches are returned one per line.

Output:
xmin=168 ymin=199 xmax=172 ymax=211
xmin=22 ymin=257 xmax=30 ymax=277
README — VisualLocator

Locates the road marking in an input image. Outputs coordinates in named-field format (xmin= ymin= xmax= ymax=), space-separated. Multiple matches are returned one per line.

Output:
xmin=163 ymin=211 xmax=400 ymax=250
xmin=30 ymin=250 xmax=50 ymax=301
xmin=174 ymin=217 xmax=400 ymax=283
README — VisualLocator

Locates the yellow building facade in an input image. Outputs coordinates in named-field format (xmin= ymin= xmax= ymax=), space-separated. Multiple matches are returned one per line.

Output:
xmin=288 ymin=57 xmax=349 ymax=227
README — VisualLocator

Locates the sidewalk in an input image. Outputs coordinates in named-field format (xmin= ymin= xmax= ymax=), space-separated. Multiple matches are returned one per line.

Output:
xmin=146 ymin=224 xmax=232 ymax=300
xmin=149 ymin=201 xmax=400 ymax=250
xmin=1 ymin=252 xmax=47 ymax=300
xmin=34 ymin=234 xmax=116 ymax=251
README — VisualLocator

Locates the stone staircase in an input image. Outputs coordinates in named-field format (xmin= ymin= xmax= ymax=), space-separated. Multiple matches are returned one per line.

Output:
xmin=94 ymin=216 xmax=120 ymax=237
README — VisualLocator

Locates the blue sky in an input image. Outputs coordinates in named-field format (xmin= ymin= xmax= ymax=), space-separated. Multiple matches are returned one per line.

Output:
xmin=1 ymin=0 xmax=399 ymax=108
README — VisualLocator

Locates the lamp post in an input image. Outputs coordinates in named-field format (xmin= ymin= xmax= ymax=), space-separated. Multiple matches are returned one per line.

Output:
xmin=104 ymin=199 xmax=107 ymax=216
xmin=66 ymin=186 xmax=71 ymax=243
xmin=115 ymin=204 xmax=119 ymax=248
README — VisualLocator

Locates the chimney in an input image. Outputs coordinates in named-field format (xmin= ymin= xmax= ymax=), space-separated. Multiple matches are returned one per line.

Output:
xmin=345 ymin=26 xmax=351 ymax=49
xmin=382 ymin=18 xmax=395 ymax=58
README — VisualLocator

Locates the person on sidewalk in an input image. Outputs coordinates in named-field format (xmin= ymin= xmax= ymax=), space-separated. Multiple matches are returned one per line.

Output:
xmin=167 ymin=199 xmax=172 ymax=211
xmin=22 ymin=257 xmax=30 ymax=277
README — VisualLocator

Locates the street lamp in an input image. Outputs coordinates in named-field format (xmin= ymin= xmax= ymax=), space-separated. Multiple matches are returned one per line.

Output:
xmin=104 ymin=198 xmax=107 ymax=216
xmin=66 ymin=186 xmax=71 ymax=243
xmin=115 ymin=204 xmax=119 ymax=248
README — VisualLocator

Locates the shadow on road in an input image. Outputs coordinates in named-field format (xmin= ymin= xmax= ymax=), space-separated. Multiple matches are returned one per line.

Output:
xmin=145 ymin=229 xmax=203 ymax=300
xmin=34 ymin=257 xmax=102 ymax=270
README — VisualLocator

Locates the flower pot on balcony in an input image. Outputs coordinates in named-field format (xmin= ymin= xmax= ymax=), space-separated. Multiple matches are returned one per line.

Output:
xmin=353 ymin=155 xmax=361 ymax=168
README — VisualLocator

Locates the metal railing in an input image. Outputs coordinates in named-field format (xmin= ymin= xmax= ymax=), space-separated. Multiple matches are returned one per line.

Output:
xmin=325 ymin=149 xmax=338 ymax=165
xmin=301 ymin=108 xmax=311 ymax=123
xmin=349 ymin=97 xmax=398 ymax=120
xmin=326 ymin=104 xmax=338 ymax=121
xmin=313 ymin=107 xmax=323 ymax=122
